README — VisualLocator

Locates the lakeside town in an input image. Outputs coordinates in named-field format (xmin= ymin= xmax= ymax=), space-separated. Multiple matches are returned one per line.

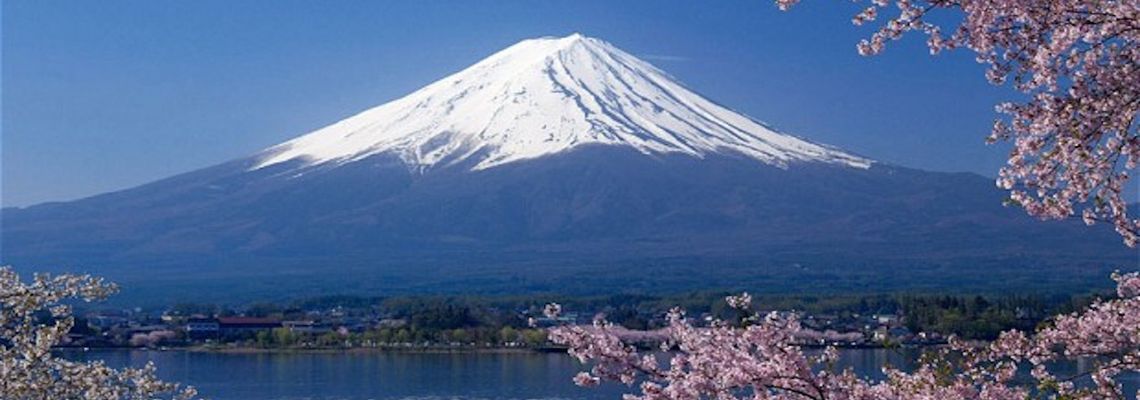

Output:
xmin=61 ymin=292 xmax=1082 ymax=352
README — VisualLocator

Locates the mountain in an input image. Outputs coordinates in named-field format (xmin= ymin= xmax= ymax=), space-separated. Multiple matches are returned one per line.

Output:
xmin=254 ymin=33 xmax=870 ymax=173
xmin=2 ymin=34 xmax=1131 ymax=303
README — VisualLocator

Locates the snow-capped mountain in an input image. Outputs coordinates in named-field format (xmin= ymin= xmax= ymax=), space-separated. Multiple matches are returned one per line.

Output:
xmin=1 ymin=34 xmax=1129 ymax=303
xmin=255 ymin=34 xmax=870 ymax=172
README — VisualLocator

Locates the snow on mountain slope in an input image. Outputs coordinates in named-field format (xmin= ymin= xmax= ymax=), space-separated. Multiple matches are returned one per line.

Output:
xmin=254 ymin=33 xmax=872 ymax=172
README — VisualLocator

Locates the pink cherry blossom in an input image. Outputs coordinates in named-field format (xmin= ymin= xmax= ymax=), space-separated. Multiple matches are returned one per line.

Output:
xmin=0 ymin=266 xmax=197 ymax=399
xmin=550 ymin=272 xmax=1140 ymax=399
xmin=783 ymin=0 xmax=1140 ymax=247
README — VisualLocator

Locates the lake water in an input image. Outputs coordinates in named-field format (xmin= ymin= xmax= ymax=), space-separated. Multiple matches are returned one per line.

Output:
xmin=65 ymin=349 xmax=1136 ymax=399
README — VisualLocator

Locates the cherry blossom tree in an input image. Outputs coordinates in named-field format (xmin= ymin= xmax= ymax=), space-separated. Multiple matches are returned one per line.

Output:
xmin=784 ymin=0 xmax=1140 ymax=246
xmin=0 ymin=266 xmax=197 ymax=400
xmin=549 ymin=272 xmax=1140 ymax=399
xmin=551 ymin=1 xmax=1140 ymax=398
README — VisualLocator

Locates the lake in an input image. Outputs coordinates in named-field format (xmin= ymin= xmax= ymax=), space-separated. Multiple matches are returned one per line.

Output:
xmin=65 ymin=349 xmax=1136 ymax=399
xmin=63 ymin=348 xmax=914 ymax=399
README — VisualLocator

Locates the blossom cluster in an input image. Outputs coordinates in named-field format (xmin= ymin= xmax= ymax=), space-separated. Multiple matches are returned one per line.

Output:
xmin=781 ymin=0 xmax=1140 ymax=246
xmin=549 ymin=272 xmax=1140 ymax=399
xmin=0 ymin=266 xmax=196 ymax=400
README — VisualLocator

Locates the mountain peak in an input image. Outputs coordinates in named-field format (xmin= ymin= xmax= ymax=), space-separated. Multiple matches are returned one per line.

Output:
xmin=547 ymin=32 xmax=588 ymax=44
xmin=254 ymin=34 xmax=872 ymax=172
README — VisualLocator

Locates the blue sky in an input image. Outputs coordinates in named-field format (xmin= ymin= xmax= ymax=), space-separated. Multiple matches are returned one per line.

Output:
xmin=2 ymin=0 xmax=1014 ymax=207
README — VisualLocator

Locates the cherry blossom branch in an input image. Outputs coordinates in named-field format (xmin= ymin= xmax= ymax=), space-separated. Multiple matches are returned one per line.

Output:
xmin=781 ymin=0 xmax=1140 ymax=247
xmin=0 ymin=266 xmax=197 ymax=400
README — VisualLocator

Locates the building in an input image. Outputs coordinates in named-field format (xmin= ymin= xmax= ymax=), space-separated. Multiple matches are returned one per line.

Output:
xmin=283 ymin=320 xmax=332 ymax=334
xmin=217 ymin=317 xmax=281 ymax=337
xmin=186 ymin=317 xmax=220 ymax=340
xmin=874 ymin=314 xmax=899 ymax=326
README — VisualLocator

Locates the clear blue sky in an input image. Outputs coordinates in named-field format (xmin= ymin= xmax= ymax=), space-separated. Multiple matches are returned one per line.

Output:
xmin=2 ymin=0 xmax=1014 ymax=207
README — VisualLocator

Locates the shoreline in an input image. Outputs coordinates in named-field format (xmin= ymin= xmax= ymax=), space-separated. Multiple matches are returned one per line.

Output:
xmin=57 ymin=342 xmax=937 ymax=354
xmin=191 ymin=346 xmax=556 ymax=354
xmin=56 ymin=345 xmax=566 ymax=354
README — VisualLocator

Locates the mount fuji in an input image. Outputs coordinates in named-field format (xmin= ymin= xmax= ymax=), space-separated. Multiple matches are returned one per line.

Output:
xmin=2 ymin=34 xmax=1130 ymax=302
xmin=253 ymin=33 xmax=870 ymax=173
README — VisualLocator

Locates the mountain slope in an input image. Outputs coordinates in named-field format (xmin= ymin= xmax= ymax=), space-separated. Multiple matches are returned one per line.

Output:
xmin=1 ymin=34 xmax=1131 ymax=303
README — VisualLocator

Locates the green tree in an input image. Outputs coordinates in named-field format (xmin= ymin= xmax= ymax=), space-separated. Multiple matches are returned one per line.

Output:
xmin=498 ymin=326 xmax=518 ymax=344
xmin=521 ymin=329 xmax=547 ymax=347
xmin=272 ymin=328 xmax=296 ymax=347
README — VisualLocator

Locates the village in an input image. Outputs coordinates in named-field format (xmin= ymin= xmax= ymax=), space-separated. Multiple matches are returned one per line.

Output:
xmin=63 ymin=301 xmax=950 ymax=351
